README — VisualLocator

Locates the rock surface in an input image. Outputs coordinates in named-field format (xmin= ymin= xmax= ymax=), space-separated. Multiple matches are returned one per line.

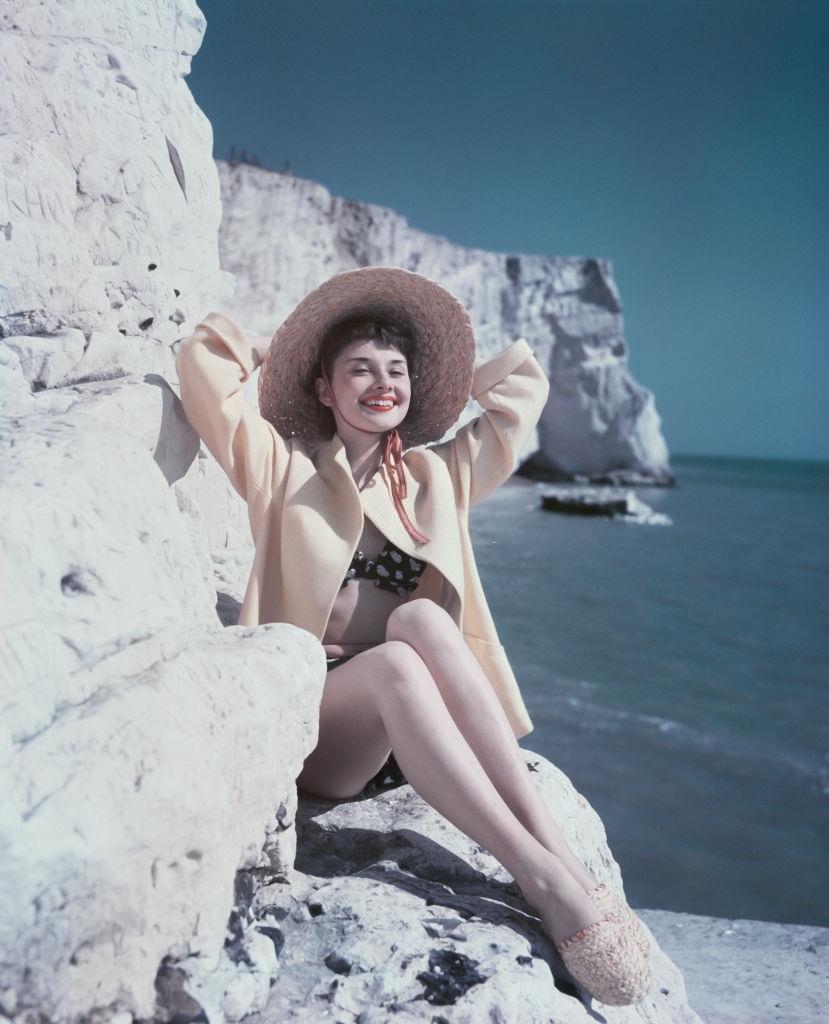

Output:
xmin=638 ymin=909 xmax=829 ymax=1024
xmin=0 ymin=412 xmax=326 ymax=1022
xmin=216 ymin=159 xmax=672 ymax=482
xmin=202 ymin=752 xmax=703 ymax=1024
xmin=0 ymin=5 xmax=316 ymax=1019
xmin=0 ymin=0 xmax=233 ymax=359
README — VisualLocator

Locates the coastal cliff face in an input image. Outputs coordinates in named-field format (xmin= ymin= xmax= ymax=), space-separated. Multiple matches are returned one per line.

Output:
xmin=0 ymin=0 xmax=233 ymax=364
xmin=1 ymin=2 xmax=690 ymax=1022
xmin=215 ymin=159 xmax=672 ymax=483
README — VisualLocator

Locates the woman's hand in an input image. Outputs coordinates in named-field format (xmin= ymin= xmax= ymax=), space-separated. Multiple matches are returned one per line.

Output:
xmin=249 ymin=332 xmax=273 ymax=368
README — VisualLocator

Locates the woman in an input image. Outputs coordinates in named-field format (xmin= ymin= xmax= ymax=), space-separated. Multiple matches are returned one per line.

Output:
xmin=175 ymin=266 xmax=651 ymax=1006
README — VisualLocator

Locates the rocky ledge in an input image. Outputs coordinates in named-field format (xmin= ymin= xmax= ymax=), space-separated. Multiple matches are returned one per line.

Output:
xmin=165 ymin=755 xmax=704 ymax=1024
xmin=637 ymin=908 xmax=829 ymax=1024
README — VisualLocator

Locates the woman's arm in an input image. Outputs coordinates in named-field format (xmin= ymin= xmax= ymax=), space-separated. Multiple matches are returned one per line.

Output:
xmin=175 ymin=312 xmax=289 ymax=502
xmin=427 ymin=338 xmax=550 ymax=508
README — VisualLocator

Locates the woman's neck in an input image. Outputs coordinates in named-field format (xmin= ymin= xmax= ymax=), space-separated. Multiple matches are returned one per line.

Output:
xmin=341 ymin=433 xmax=386 ymax=491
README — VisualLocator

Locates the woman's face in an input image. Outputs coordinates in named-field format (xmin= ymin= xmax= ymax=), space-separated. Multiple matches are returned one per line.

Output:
xmin=317 ymin=338 xmax=412 ymax=434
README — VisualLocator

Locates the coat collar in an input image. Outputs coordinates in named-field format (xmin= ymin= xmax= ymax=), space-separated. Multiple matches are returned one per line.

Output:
xmin=312 ymin=431 xmax=464 ymax=612
xmin=314 ymin=431 xmax=391 ymax=495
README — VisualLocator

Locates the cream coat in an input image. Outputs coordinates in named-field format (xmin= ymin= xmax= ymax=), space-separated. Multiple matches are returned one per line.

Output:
xmin=175 ymin=311 xmax=550 ymax=738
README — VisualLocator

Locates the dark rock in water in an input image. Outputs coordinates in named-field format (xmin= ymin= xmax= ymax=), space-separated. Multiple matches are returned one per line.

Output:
xmin=542 ymin=492 xmax=631 ymax=517
xmin=539 ymin=485 xmax=672 ymax=525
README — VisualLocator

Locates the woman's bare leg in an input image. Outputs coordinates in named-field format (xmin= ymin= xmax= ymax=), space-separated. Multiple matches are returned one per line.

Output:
xmin=297 ymin=640 xmax=602 ymax=945
xmin=297 ymin=652 xmax=396 ymax=800
xmin=386 ymin=599 xmax=599 ymax=893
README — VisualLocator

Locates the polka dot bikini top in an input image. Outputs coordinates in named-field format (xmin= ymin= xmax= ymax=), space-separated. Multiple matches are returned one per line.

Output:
xmin=341 ymin=539 xmax=427 ymax=596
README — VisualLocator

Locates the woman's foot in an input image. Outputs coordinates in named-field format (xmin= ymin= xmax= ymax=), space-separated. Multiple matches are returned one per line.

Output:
xmin=587 ymin=881 xmax=651 ymax=956
xmin=525 ymin=832 xmax=649 ymax=956
xmin=515 ymin=852 xmax=605 ymax=946
xmin=516 ymin=853 xmax=652 ymax=1006
xmin=557 ymin=916 xmax=653 ymax=1006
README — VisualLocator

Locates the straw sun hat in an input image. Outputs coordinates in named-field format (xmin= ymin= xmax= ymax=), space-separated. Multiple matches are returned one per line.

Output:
xmin=257 ymin=266 xmax=476 ymax=452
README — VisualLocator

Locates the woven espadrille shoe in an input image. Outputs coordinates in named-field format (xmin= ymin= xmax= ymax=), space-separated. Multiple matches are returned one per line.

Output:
xmin=556 ymin=916 xmax=652 ymax=1006
xmin=587 ymin=881 xmax=650 ymax=956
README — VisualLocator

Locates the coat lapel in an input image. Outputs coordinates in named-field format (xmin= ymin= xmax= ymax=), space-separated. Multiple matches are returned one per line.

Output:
xmin=313 ymin=433 xmax=465 ymax=614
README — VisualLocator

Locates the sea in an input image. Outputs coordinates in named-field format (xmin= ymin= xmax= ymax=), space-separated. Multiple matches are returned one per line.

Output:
xmin=469 ymin=454 xmax=829 ymax=928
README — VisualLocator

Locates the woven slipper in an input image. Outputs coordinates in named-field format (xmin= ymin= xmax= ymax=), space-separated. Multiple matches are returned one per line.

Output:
xmin=587 ymin=881 xmax=650 ymax=956
xmin=556 ymin=916 xmax=652 ymax=1006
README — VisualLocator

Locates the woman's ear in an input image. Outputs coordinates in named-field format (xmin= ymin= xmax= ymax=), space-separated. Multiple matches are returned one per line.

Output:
xmin=315 ymin=375 xmax=332 ymax=408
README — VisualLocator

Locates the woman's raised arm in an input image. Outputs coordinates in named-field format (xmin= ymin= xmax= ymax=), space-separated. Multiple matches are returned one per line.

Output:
xmin=427 ymin=338 xmax=550 ymax=508
xmin=175 ymin=311 xmax=290 ymax=503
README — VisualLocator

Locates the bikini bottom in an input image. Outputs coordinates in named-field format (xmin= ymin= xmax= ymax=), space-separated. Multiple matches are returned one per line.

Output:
xmin=323 ymin=651 xmax=406 ymax=790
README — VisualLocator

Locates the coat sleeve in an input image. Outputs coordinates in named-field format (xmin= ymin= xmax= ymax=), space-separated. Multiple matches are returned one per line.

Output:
xmin=174 ymin=310 xmax=290 ymax=502
xmin=427 ymin=338 xmax=550 ymax=508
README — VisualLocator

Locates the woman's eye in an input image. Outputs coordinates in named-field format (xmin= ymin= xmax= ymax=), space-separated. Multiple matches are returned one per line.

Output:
xmin=352 ymin=369 xmax=407 ymax=377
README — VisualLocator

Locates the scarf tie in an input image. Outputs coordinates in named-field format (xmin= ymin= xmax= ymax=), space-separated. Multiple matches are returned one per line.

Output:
xmin=383 ymin=427 xmax=430 ymax=545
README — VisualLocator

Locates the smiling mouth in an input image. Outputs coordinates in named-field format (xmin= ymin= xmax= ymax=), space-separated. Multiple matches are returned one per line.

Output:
xmin=361 ymin=399 xmax=398 ymax=410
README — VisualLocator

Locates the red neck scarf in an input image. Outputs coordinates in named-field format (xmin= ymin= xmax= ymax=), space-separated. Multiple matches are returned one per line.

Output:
xmin=383 ymin=427 xmax=430 ymax=545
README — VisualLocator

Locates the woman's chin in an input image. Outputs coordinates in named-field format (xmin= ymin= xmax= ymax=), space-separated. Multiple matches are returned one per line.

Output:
xmin=358 ymin=411 xmax=408 ymax=431
xmin=335 ymin=407 xmax=409 ymax=435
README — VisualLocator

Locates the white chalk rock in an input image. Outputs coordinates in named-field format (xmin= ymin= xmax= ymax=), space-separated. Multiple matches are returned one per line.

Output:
xmin=0 ymin=331 xmax=86 ymax=388
xmin=0 ymin=0 xmax=233 ymax=343
xmin=219 ymin=752 xmax=704 ymax=1024
xmin=0 ymin=416 xmax=324 ymax=1022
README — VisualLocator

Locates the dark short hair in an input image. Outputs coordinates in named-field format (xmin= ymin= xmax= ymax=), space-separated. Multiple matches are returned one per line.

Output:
xmin=310 ymin=313 xmax=417 ymax=436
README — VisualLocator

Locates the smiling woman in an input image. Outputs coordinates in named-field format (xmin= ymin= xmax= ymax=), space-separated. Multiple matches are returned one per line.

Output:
xmin=177 ymin=265 xmax=651 ymax=1004
xmin=311 ymin=313 xmax=431 ymax=652
xmin=312 ymin=313 xmax=430 ymax=541
xmin=313 ymin=314 xmax=416 ymax=441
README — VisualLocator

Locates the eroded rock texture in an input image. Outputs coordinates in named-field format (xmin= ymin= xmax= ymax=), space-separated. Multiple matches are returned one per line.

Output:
xmin=637 ymin=909 xmax=829 ymax=1024
xmin=0 ymin=3 xmax=317 ymax=1021
xmin=0 ymin=405 xmax=326 ymax=1022
xmin=0 ymin=0 xmax=233 ymax=361
xmin=211 ymin=755 xmax=703 ymax=1024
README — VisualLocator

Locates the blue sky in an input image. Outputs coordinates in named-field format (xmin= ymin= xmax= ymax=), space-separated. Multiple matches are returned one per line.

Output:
xmin=188 ymin=0 xmax=827 ymax=462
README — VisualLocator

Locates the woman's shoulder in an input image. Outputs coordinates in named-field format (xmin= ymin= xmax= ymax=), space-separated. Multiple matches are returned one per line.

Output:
xmin=405 ymin=440 xmax=457 ymax=472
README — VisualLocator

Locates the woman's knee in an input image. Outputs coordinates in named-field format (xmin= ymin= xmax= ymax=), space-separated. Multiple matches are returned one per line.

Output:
xmin=325 ymin=642 xmax=431 ymax=715
xmin=385 ymin=597 xmax=454 ymax=644
xmin=365 ymin=640 xmax=445 ymax=714
xmin=374 ymin=638 xmax=431 ymax=684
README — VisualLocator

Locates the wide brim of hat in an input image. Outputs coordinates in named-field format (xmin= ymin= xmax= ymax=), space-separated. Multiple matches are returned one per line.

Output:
xmin=258 ymin=266 xmax=476 ymax=449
